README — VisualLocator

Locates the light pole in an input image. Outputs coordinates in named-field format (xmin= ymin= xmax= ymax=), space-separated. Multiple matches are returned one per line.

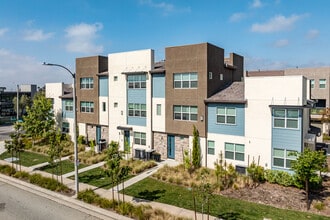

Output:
xmin=43 ymin=62 xmax=79 ymax=196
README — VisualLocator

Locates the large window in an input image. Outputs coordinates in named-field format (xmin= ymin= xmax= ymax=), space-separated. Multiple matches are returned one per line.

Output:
xmin=217 ymin=107 xmax=236 ymax=125
xmin=156 ymin=104 xmax=161 ymax=116
xmin=134 ymin=132 xmax=146 ymax=145
xmin=273 ymin=148 xmax=297 ymax=169
xmin=127 ymin=75 xmax=146 ymax=89
xmin=62 ymin=122 xmax=70 ymax=133
xmin=273 ymin=109 xmax=299 ymax=129
xmin=173 ymin=72 xmax=198 ymax=88
xmin=80 ymin=101 xmax=94 ymax=113
xmin=128 ymin=103 xmax=146 ymax=117
xmin=225 ymin=143 xmax=244 ymax=161
xmin=173 ymin=105 xmax=197 ymax=121
xmin=207 ymin=141 xmax=215 ymax=155
xmin=319 ymin=79 xmax=326 ymax=89
xmin=80 ymin=77 xmax=94 ymax=89
xmin=64 ymin=100 xmax=73 ymax=112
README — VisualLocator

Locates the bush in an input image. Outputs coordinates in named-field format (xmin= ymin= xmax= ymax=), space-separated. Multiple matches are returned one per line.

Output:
xmin=0 ymin=164 xmax=16 ymax=176
xmin=28 ymin=173 xmax=70 ymax=192
xmin=116 ymin=202 xmax=134 ymax=216
xmin=78 ymin=135 xmax=86 ymax=145
xmin=13 ymin=171 xmax=29 ymax=180
xmin=264 ymin=170 xmax=295 ymax=187
xmin=78 ymin=189 xmax=100 ymax=204
xmin=247 ymin=161 xmax=265 ymax=185
xmin=313 ymin=201 xmax=325 ymax=211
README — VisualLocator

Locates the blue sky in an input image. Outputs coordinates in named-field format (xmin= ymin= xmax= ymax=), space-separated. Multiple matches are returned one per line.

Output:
xmin=1 ymin=0 xmax=329 ymax=90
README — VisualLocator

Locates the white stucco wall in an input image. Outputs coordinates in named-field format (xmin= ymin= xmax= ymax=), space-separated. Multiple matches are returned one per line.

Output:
xmin=152 ymin=98 xmax=165 ymax=132
xmin=99 ymin=96 xmax=108 ymax=126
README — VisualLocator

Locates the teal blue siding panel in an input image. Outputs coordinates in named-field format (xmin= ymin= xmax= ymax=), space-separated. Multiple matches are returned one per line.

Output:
xmin=61 ymin=99 xmax=73 ymax=119
xmin=152 ymin=73 xmax=165 ymax=98
xmin=207 ymin=103 xmax=245 ymax=136
xmin=99 ymin=76 xmax=108 ymax=97
xmin=127 ymin=117 xmax=146 ymax=126
xmin=127 ymin=89 xmax=146 ymax=103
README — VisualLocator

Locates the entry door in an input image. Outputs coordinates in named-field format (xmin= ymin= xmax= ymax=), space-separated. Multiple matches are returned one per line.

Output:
xmin=124 ymin=130 xmax=130 ymax=152
xmin=96 ymin=126 xmax=101 ymax=143
xmin=167 ymin=135 xmax=175 ymax=159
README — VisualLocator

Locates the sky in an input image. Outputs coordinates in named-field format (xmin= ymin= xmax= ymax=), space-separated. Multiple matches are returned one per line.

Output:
xmin=1 ymin=0 xmax=330 ymax=90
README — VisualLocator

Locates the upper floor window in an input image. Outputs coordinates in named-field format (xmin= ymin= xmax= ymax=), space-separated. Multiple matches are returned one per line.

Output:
xmin=80 ymin=101 xmax=94 ymax=113
xmin=310 ymin=79 xmax=315 ymax=88
xmin=128 ymin=103 xmax=146 ymax=117
xmin=156 ymin=104 xmax=161 ymax=116
xmin=225 ymin=143 xmax=244 ymax=161
xmin=134 ymin=132 xmax=146 ymax=145
xmin=217 ymin=107 xmax=236 ymax=125
xmin=102 ymin=102 xmax=106 ymax=112
xmin=127 ymin=75 xmax=146 ymax=89
xmin=62 ymin=122 xmax=70 ymax=133
xmin=207 ymin=140 xmax=215 ymax=155
xmin=319 ymin=79 xmax=326 ymax=89
xmin=273 ymin=109 xmax=299 ymax=129
xmin=173 ymin=105 xmax=197 ymax=121
xmin=273 ymin=148 xmax=297 ymax=169
xmin=64 ymin=100 xmax=73 ymax=112
xmin=80 ymin=77 xmax=94 ymax=89
xmin=173 ymin=72 xmax=198 ymax=89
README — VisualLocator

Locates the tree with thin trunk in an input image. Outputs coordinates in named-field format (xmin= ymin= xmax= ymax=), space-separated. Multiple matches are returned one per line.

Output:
xmin=291 ymin=149 xmax=327 ymax=210
xmin=13 ymin=94 xmax=32 ymax=120
xmin=118 ymin=165 xmax=132 ymax=203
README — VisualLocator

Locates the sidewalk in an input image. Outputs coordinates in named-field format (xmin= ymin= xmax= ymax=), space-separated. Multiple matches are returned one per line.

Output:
xmin=0 ymin=156 xmax=217 ymax=220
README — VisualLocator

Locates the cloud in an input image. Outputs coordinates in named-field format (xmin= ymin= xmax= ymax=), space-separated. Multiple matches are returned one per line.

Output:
xmin=229 ymin=13 xmax=247 ymax=22
xmin=306 ymin=29 xmax=319 ymax=39
xmin=251 ymin=14 xmax=307 ymax=33
xmin=273 ymin=39 xmax=289 ymax=48
xmin=251 ymin=0 xmax=262 ymax=8
xmin=0 ymin=49 xmax=69 ymax=90
xmin=0 ymin=28 xmax=9 ymax=37
xmin=23 ymin=29 xmax=54 ymax=41
xmin=65 ymin=23 xmax=104 ymax=54
xmin=139 ymin=0 xmax=190 ymax=15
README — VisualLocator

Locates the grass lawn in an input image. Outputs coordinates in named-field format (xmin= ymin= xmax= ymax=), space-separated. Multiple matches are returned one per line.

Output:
xmin=38 ymin=159 xmax=88 ymax=175
xmin=0 ymin=151 xmax=49 ymax=167
xmin=123 ymin=177 xmax=329 ymax=220
xmin=70 ymin=167 xmax=134 ymax=189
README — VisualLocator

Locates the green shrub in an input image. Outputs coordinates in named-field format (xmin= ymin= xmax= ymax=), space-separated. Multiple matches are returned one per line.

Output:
xmin=264 ymin=170 xmax=295 ymax=187
xmin=0 ymin=165 xmax=16 ymax=175
xmin=247 ymin=161 xmax=265 ymax=185
xmin=13 ymin=171 xmax=29 ymax=180
xmin=116 ymin=202 xmax=134 ymax=216
xmin=313 ymin=201 xmax=325 ymax=211
xmin=28 ymin=173 xmax=70 ymax=192
xmin=78 ymin=189 xmax=100 ymax=204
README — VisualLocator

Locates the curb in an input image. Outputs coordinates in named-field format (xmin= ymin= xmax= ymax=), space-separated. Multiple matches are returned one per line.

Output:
xmin=0 ymin=174 xmax=132 ymax=220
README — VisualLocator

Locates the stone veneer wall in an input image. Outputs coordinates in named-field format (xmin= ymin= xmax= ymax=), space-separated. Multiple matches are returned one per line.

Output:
xmin=153 ymin=132 xmax=189 ymax=163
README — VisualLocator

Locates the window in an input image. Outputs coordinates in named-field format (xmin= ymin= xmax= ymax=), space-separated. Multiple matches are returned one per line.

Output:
xmin=173 ymin=72 xmax=198 ymax=88
xmin=128 ymin=103 xmax=146 ymax=117
xmin=80 ymin=101 xmax=94 ymax=113
xmin=208 ymin=72 xmax=213 ymax=79
xmin=127 ymin=75 xmax=146 ymax=89
xmin=225 ymin=143 xmax=244 ymax=161
xmin=114 ymin=102 xmax=118 ymax=108
xmin=64 ymin=100 xmax=73 ymax=112
xmin=156 ymin=104 xmax=161 ymax=116
xmin=207 ymin=141 xmax=215 ymax=155
xmin=273 ymin=109 xmax=299 ymax=129
xmin=80 ymin=77 xmax=94 ymax=89
xmin=102 ymin=102 xmax=106 ymax=112
xmin=62 ymin=122 xmax=70 ymax=133
xmin=173 ymin=105 xmax=197 ymax=121
xmin=273 ymin=148 xmax=297 ymax=169
xmin=319 ymin=79 xmax=326 ymax=89
xmin=217 ymin=107 xmax=236 ymax=125
xmin=220 ymin=74 xmax=223 ymax=81
xmin=134 ymin=132 xmax=146 ymax=145
xmin=114 ymin=76 xmax=118 ymax=81
xmin=310 ymin=79 xmax=315 ymax=88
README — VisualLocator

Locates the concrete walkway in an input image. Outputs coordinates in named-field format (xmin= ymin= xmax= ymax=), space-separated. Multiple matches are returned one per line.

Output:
xmin=0 ymin=156 xmax=216 ymax=220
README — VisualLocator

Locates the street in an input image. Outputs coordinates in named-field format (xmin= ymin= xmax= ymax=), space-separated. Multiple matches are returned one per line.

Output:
xmin=0 ymin=180 xmax=102 ymax=220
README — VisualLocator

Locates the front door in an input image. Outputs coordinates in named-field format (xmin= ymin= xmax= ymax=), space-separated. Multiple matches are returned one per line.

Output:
xmin=167 ymin=135 xmax=175 ymax=159
xmin=124 ymin=130 xmax=130 ymax=152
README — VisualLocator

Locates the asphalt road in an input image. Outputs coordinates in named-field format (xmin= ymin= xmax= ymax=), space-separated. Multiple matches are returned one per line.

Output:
xmin=0 ymin=180 xmax=102 ymax=220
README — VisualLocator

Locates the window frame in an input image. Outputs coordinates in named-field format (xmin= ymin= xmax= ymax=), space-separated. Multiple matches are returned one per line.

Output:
xmin=127 ymin=74 xmax=147 ymax=89
xmin=216 ymin=107 xmax=236 ymax=125
xmin=62 ymin=122 xmax=70 ymax=133
xmin=80 ymin=77 xmax=94 ymax=89
xmin=80 ymin=101 xmax=94 ymax=113
xmin=64 ymin=100 xmax=73 ymax=112
xmin=310 ymin=79 xmax=315 ymax=89
xmin=273 ymin=109 xmax=299 ymax=129
xmin=134 ymin=132 xmax=146 ymax=145
xmin=224 ymin=142 xmax=244 ymax=161
xmin=207 ymin=140 xmax=215 ymax=155
xmin=319 ymin=79 xmax=326 ymax=89
xmin=273 ymin=148 xmax=297 ymax=169
xmin=173 ymin=105 xmax=198 ymax=121
xmin=173 ymin=72 xmax=198 ymax=89
xmin=128 ymin=103 xmax=146 ymax=118
xmin=156 ymin=104 xmax=161 ymax=116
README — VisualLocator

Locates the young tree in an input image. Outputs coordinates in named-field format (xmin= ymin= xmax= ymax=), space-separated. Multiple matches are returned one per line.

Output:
xmin=22 ymin=92 xmax=54 ymax=145
xmin=5 ymin=122 xmax=25 ymax=171
xmin=118 ymin=165 xmax=132 ymax=203
xmin=192 ymin=125 xmax=201 ymax=169
xmin=47 ymin=129 xmax=64 ymax=183
xmin=291 ymin=149 xmax=327 ymax=210
xmin=13 ymin=94 xmax=32 ymax=120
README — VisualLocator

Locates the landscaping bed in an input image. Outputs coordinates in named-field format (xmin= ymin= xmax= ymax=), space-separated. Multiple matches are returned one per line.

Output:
xmin=37 ymin=159 xmax=88 ymax=175
xmin=0 ymin=150 xmax=49 ymax=167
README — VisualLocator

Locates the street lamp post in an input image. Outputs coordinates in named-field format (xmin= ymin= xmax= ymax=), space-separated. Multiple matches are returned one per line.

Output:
xmin=43 ymin=62 xmax=79 ymax=196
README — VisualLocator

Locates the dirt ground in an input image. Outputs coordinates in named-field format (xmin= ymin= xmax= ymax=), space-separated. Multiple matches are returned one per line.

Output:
xmin=221 ymin=159 xmax=330 ymax=217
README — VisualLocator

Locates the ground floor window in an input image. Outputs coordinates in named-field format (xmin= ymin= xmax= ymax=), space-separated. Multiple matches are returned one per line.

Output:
xmin=62 ymin=122 xmax=70 ymax=133
xmin=134 ymin=132 xmax=146 ymax=145
xmin=273 ymin=148 xmax=297 ymax=169
xmin=225 ymin=143 xmax=244 ymax=161
xmin=207 ymin=140 xmax=215 ymax=155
